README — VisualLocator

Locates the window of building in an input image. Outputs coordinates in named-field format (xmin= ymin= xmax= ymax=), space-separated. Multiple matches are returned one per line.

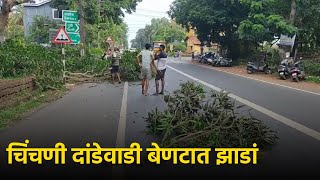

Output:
xmin=52 ymin=9 xmax=62 ymax=19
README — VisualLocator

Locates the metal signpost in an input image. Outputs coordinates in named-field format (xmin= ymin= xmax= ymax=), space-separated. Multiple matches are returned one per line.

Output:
xmin=52 ymin=27 xmax=73 ymax=84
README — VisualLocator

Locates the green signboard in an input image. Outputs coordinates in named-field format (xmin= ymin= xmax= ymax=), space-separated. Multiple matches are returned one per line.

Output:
xmin=68 ymin=33 xmax=80 ymax=44
xmin=62 ymin=10 xmax=79 ymax=23
xmin=65 ymin=22 xmax=80 ymax=33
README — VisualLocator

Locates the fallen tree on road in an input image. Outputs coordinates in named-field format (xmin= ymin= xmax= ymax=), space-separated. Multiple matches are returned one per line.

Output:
xmin=146 ymin=81 xmax=278 ymax=150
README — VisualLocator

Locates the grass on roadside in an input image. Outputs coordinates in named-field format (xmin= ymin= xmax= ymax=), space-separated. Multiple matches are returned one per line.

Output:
xmin=306 ymin=76 xmax=320 ymax=83
xmin=0 ymin=89 xmax=66 ymax=130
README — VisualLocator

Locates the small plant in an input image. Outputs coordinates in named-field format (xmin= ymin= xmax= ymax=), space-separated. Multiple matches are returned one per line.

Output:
xmin=146 ymin=81 xmax=278 ymax=150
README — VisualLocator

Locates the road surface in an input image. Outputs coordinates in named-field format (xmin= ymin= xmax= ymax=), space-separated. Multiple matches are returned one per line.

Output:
xmin=0 ymin=58 xmax=319 ymax=178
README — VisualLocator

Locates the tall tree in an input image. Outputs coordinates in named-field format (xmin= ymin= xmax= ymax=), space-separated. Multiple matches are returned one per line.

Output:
xmin=169 ymin=0 xmax=249 ymax=58
xmin=5 ymin=4 xmax=24 ymax=39
xmin=0 ymin=0 xmax=29 ymax=42
xmin=237 ymin=0 xmax=296 ymax=45
xmin=99 ymin=0 xmax=142 ymax=24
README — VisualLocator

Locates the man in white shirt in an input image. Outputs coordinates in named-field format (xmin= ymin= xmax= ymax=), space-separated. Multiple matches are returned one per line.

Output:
xmin=136 ymin=43 xmax=155 ymax=96
xmin=154 ymin=44 xmax=167 ymax=95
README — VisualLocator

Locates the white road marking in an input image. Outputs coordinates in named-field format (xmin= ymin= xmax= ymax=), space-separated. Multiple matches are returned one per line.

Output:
xmin=116 ymin=81 xmax=128 ymax=147
xmin=196 ymin=63 xmax=320 ymax=96
xmin=168 ymin=65 xmax=320 ymax=141
xmin=113 ymin=82 xmax=128 ymax=179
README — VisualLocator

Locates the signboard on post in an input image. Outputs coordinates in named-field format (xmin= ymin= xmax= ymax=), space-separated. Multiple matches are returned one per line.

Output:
xmin=68 ymin=33 xmax=80 ymax=44
xmin=65 ymin=22 xmax=80 ymax=33
xmin=52 ymin=27 xmax=72 ymax=44
xmin=62 ymin=10 xmax=79 ymax=23
xmin=62 ymin=10 xmax=80 ymax=45
xmin=279 ymin=34 xmax=296 ymax=48
xmin=51 ymin=26 xmax=72 ymax=84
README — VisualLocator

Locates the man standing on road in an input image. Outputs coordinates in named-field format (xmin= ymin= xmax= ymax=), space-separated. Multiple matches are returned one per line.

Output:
xmin=154 ymin=44 xmax=168 ymax=95
xmin=191 ymin=51 xmax=195 ymax=62
xmin=111 ymin=47 xmax=122 ymax=84
xmin=136 ymin=43 xmax=155 ymax=96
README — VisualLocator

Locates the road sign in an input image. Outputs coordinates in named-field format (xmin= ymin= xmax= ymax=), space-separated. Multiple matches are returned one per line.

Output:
xmin=68 ymin=33 xmax=80 ymax=44
xmin=279 ymin=34 xmax=296 ymax=48
xmin=65 ymin=22 xmax=80 ymax=33
xmin=52 ymin=27 xmax=72 ymax=44
xmin=62 ymin=10 xmax=79 ymax=22
xmin=106 ymin=37 xmax=114 ymax=44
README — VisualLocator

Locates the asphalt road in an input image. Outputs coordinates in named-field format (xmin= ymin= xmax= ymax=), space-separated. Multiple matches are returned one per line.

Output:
xmin=0 ymin=58 xmax=319 ymax=178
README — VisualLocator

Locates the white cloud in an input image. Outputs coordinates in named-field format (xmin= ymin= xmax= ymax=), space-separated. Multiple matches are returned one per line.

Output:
xmin=124 ymin=0 xmax=175 ymax=47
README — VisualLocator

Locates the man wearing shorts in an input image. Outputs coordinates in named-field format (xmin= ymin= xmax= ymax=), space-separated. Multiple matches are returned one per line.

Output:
xmin=136 ymin=43 xmax=155 ymax=96
xmin=111 ymin=47 xmax=121 ymax=84
xmin=154 ymin=44 xmax=167 ymax=95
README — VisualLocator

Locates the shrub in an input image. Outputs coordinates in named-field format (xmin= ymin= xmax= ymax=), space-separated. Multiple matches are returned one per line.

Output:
xmin=304 ymin=61 xmax=320 ymax=76
xmin=306 ymin=76 xmax=320 ymax=83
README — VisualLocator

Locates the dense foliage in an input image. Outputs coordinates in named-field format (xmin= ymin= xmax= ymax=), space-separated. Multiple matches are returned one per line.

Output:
xmin=0 ymin=39 xmax=141 ymax=90
xmin=169 ymin=0 xmax=320 ymax=59
xmin=0 ymin=39 xmax=63 ymax=90
xmin=119 ymin=50 xmax=140 ymax=81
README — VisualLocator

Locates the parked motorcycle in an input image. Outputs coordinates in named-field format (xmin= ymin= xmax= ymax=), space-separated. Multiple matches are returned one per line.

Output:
xmin=212 ymin=57 xmax=233 ymax=67
xmin=290 ymin=60 xmax=306 ymax=82
xmin=194 ymin=53 xmax=203 ymax=61
xmin=277 ymin=58 xmax=292 ymax=80
xmin=200 ymin=52 xmax=214 ymax=64
xmin=246 ymin=60 xmax=272 ymax=74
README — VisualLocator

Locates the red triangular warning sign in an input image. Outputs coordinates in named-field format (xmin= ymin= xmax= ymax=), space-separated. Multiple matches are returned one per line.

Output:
xmin=52 ymin=27 xmax=73 ymax=44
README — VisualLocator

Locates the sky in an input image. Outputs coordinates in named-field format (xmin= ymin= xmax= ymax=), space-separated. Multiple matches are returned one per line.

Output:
xmin=124 ymin=0 xmax=175 ymax=47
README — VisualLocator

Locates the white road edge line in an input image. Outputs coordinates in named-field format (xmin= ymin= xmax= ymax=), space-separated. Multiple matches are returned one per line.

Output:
xmin=113 ymin=82 xmax=128 ymax=179
xmin=168 ymin=65 xmax=320 ymax=141
xmin=116 ymin=81 xmax=129 ymax=147
xmin=195 ymin=63 xmax=320 ymax=96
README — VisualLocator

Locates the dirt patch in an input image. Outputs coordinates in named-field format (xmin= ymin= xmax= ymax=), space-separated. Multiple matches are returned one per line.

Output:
xmin=190 ymin=61 xmax=320 ymax=94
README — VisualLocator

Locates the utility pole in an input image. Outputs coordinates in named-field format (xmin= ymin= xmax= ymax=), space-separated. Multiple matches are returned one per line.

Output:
xmin=77 ymin=0 xmax=85 ymax=56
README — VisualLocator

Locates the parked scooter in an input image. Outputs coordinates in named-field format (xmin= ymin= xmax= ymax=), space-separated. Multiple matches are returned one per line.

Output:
xmin=277 ymin=58 xmax=292 ymax=80
xmin=246 ymin=60 xmax=272 ymax=74
xmin=290 ymin=59 xmax=306 ymax=82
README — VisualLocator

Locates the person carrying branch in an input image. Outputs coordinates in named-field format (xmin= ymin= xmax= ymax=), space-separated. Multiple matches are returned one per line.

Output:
xmin=111 ymin=47 xmax=122 ymax=84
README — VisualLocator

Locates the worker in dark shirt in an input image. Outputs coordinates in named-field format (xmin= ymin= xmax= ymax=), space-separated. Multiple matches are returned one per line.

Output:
xmin=154 ymin=44 xmax=167 ymax=95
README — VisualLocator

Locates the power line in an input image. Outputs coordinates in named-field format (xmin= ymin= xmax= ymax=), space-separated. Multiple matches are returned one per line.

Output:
xmin=135 ymin=8 xmax=168 ymax=14
xmin=128 ymin=13 xmax=168 ymax=18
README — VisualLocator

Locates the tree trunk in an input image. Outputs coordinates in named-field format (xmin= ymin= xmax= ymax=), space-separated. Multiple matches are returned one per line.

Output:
xmin=0 ymin=14 xmax=9 ymax=42
xmin=289 ymin=0 xmax=298 ymax=60
xmin=77 ymin=0 xmax=85 ymax=56
xmin=0 ymin=0 xmax=10 ymax=43
xmin=289 ymin=0 xmax=297 ymax=24
xmin=0 ymin=0 xmax=29 ymax=42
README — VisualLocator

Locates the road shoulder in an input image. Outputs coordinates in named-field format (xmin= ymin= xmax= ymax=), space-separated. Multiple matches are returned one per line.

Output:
xmin=190 ymin=62 xmax=320 ymax=95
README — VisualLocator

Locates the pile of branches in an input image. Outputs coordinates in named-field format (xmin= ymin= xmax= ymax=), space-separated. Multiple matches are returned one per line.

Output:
xmin=65 ymin=71 xmax=108 ymax=84
xmin=146 ymin=81 xmax=278 ymax=149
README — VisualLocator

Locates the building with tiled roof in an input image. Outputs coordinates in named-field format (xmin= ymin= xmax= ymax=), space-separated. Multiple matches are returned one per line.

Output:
xmin=186 ymin=27 xmax=201 ymax=54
